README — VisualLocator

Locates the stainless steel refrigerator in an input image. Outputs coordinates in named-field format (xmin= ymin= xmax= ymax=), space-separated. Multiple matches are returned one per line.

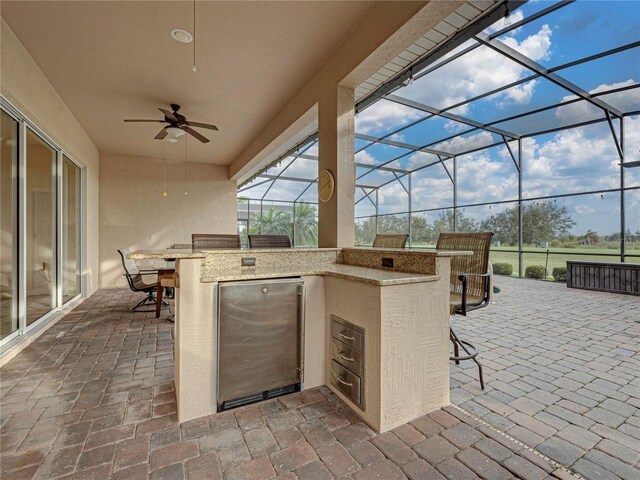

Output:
xmin=217 ymin=277 xmax=304 ymax=408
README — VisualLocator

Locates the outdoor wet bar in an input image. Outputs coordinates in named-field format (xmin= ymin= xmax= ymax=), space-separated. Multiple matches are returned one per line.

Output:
xmin=128 ymin=247 xmax=469 ymax=433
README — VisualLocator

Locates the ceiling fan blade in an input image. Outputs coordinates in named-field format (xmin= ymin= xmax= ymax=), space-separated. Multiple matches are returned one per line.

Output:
xmin=155 ymin=128 xmax=168 ymax=140
xmin=124 ymin=119 xmax=165 ymax=123
xmin=186 ymin=121 xmax=219 ymax=131
xmin=184 ymin=126 xmax=210 ymax=143
xmin=159 ymin=108 xmax=178 ymax=122
xmin=620 ymin=160 xmax=640 ymax=168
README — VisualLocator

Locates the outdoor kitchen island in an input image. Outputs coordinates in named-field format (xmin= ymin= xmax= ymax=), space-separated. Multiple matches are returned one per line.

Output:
xmin=128 ymin=247 xmax=470 ymax=433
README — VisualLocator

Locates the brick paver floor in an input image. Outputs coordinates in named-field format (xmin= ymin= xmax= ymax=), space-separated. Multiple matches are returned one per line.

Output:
xmin=451 ymin=276 xmax=640 ymax=480
xmin=0 ymin=288 xmax=583 ymax=479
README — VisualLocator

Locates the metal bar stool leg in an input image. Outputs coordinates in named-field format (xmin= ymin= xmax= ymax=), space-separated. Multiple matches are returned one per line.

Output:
xmin=450 ymin=327 xmax=485 ymax=390
xmin=451 ymin=330 xmax=460 ymax=365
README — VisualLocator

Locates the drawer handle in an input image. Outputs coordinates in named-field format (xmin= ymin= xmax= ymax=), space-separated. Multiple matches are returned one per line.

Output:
xmin=338 ymin=352 xmax=355 ymax=363
xmin=333 ymin=372 xmax=353 ymax=387
xmin=339 ymin=332 xmax=356 ymax=342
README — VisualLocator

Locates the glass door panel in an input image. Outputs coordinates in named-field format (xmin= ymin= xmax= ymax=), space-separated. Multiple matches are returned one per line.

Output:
xmin=26 ymin=129 xmax=57 ymax=325
xmin=1 ymin=111 xmax=18 ymax=340
xmin=62 ymin=155 xmax=81 ymax=303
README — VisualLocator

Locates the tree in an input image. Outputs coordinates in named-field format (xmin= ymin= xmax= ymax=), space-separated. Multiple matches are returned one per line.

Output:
xmin=293 ymin=204 xmax=318 ymax=246
xmin=410 ymin=215 xmax=430 ymax=244
xmin=249 ymin=208 xmax=292 ymax=236
xmin=432 ymin=210 xmax=477 ymax=235
xmin=355 ymin=217 xmax=378 ymax=245
xmin=481 ymin=201 xmax=575 ymax=246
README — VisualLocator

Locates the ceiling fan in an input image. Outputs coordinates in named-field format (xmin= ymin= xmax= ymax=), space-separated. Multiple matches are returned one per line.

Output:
xmin=620 ymin=160 xmax=640 ymax=168
xmin=124 ymin=104 xmax=218 ymax=143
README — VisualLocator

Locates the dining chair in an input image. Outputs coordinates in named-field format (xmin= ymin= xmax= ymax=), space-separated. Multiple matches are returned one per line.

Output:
xmin=192 ymin=234 xmax=241 ymax=249
xmin=372 ymin=233 xmax=409 ymax=248
xmin=248 ymin=234 xmax=292 ymax=249
xmin=436 ymin=231 xmax=494 ymax=390
xmin=117 ymin=249 xmax=168 ymax=313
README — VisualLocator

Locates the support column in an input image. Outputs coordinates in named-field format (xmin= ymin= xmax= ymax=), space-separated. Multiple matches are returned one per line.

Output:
xmin=318 ymin=86 xmax=355 ymax=247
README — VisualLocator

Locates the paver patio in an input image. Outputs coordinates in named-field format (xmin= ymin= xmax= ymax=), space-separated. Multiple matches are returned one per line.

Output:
xmin=451 ymin=276 xmax=640 ymax=480
xmin=0 ymin=279 xmax=637 ymax=479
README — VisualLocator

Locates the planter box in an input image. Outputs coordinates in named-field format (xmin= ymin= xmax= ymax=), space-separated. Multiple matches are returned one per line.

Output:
xmin=566 ymin=261 xmax=640 ymax=296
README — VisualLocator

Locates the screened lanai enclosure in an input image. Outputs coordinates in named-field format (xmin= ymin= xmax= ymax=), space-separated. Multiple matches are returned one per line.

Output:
xmin=237 ymin=0 xmax=640 ymax=277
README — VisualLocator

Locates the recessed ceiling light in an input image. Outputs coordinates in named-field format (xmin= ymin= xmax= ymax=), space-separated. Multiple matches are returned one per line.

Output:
xmin=171 ymin=29 xmax=193 ymax=44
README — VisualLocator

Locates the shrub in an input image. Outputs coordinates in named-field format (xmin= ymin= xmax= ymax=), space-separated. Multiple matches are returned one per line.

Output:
xmin=492 ymin=263 xmax=513 ymax=276
xmin=525 ymin=265 xmax=546 ymax=279
xmin=552 ymin=267 xmax=567 ymax=282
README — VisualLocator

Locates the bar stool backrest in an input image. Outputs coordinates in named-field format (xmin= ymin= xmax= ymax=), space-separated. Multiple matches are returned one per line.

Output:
xmin=192 ymin=234 xmax=241 ymax=250
xmin=436 ymin=232 xmax=493 ymax=312
xmin=248 ymin=234 xmax=292 ymax=249
xmin=372 ymin=233 xmax=409 ymax=249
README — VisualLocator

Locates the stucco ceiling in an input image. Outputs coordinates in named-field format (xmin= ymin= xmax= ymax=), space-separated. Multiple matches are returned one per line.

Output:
xmin=1 ymin=1 xmax=374 ymax=164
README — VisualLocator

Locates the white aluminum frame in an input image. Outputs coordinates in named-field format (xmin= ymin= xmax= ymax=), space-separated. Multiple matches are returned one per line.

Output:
xmin=0 ymin=96 xmax=85 ymax=351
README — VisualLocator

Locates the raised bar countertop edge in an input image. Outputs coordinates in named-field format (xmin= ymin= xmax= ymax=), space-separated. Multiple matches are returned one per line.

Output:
xmin=127 ymin=249 xmax=207 ymax=260
xmin=201 ymin=264 xmax=440 ymax=286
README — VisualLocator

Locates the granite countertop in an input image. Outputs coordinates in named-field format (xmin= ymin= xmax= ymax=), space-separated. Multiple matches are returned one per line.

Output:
xmin=202 ymin=247 xmax=341 ymax=254
xmin=127 ymin=249 xmax=207 ymax=260
xmin=201 ymin=263 xmax=439 ymax=286
xmin=345 ymin=247 xmax=472 ymax=256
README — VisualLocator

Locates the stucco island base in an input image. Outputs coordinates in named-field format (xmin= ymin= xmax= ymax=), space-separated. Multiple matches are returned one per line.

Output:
xmin=153 ymin=251 xmax=454 ymax=433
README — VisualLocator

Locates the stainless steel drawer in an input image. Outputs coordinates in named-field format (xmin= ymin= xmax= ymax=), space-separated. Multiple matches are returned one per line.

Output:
xmin=330 ymin=360 xmax=362 ymax=407
xmin=331 ymin=337 xmax=363 ymax=376
xmin=331 ymin=316 xmax=363 ymax=352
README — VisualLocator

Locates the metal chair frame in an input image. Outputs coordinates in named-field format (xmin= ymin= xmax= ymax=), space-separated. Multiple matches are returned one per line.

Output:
xmin=436 ymin=232 xmax=494 ymax=390
xmin=117 ymin=249 xmax=168 ymax=313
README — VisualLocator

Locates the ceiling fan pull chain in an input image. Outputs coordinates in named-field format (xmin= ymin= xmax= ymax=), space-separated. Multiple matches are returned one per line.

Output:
xmin=192 ymin=0 xmax=197 ymax=72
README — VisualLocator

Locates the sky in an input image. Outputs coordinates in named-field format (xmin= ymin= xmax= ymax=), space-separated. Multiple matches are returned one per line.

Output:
xmin=241 ymin=0 xmax=640 ymax=237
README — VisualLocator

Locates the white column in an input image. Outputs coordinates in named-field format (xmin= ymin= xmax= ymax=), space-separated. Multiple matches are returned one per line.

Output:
xmin=318 ymin=85 xmax=355 ymax=247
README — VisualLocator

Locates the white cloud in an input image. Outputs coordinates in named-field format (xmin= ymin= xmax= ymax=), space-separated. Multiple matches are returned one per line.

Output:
xmin=443 ymin=119 xmax=468 ymax=133
xmin=356 ymin=100 xmax=424 ymax=135
xmin=502 ymin=24 xmax=552 ymax=62
xmin=574 ymin=204 xmax=596 ymax=215
xmin=406 ymin=151 xmax=439 ymax=170
xmin=389 ymin=132 xmax=406 ymax=142
xmin=484 ymin=10 xmax=525 ymax=35
xmin=432 ymin=131 xmax=495 ymax=155
xmin=399 ymin=24 xmax=553 ymax=111
xmin=555 ymin=80 xmax=639 ymax=123
xmin=520 ymin=122 xmax=625 ymax=198
xmin=496 ymin=79 xmax=538 ymax=107
xmin=456 ymin=153 xmax=518 ymax=203
xmin=353 ymin=22 xmax=552 ymax=139
xmin=355 ymin=150 xmax=377 ymax=165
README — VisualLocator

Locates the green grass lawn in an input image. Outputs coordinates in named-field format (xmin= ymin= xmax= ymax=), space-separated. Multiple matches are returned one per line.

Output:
xmin=411 ymin=243 xmax=640 ymax=280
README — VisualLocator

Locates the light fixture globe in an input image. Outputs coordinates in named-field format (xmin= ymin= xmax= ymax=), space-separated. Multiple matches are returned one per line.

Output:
xmin=166 ymin=126 xmax=185 ymax=139
xmin=171 ymin=29 xmax=193 ymax=44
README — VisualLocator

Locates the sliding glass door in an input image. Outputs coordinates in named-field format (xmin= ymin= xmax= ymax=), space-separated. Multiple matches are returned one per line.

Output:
xmin=1 ymin=99 xmax=83 ymax=349
xmin=1 ymin=111 xmax=18 ymax=341
xmin=26 ymin=129 xmax=57 ymax=326
xmin=62 ymin=155 xmax=81 ymax=303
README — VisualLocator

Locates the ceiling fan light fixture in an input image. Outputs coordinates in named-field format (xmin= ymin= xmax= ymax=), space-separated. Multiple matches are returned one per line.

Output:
xmin=171 ymin=29 xmax=193 ymax=43
xmin=166 ymin=137 xmax=178 ymax=143
xmin=166 ymin=127 xmax=185 ymax=139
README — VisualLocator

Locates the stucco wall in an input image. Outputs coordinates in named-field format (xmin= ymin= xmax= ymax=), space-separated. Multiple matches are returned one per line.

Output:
xmin=99 ymin=152 xmax=237 ymax=288
xmin=1 ymin=18 xmax=101 ymax=296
